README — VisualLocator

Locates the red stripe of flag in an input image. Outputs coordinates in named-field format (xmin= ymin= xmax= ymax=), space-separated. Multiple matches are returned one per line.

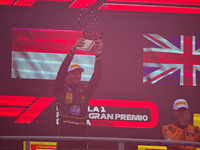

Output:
xmin=183 ymin=36 xmax=193 ymax=86
xmin=143 ymin=51 xmax=200 ymax=65
xmin=12 ymin=28 xmax=95 ymax=55
xmin=144 ymin=68 xmax=177 ymax=84
xmin=144 ymin=34 xmax=171 ymax=49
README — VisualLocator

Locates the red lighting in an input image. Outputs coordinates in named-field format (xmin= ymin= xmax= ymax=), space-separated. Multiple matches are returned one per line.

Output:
xmin=89 ymin=99 xmax=158 ymax=128
xmin=13 ymin=0 xmax=72 ymax=7
xmin=68 ymin=0 xmax=97 ymax=9
xmin=11 ymin=0 xmax=97 ymax=7
xmin=1 ymin=0 xmax=200 ymax=15
xmin=0 ymin=95 xmax=55 ymax=123
xmin=99 ymin=3 xmax=200 ymax=15
xmin=14 ymin=97 xmax=55 ymax=123
xmin=0 ymin=95 xmax=36 ymax=106
xmin=0 ymin=107 xmax=25 ymax=117
xmin=0 ymin=95 xmax=158 ymax=128
xmin=0 ymin=0 xmax=15 ymax=5
xmin=108 ymin=0 xmax=200 ymax=6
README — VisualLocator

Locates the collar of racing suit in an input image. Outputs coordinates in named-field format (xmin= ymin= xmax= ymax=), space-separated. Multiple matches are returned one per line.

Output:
xmin=173 ymin=122 xmax=188 ymax=129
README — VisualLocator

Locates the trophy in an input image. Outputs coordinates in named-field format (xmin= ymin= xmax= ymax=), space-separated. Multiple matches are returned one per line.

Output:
xmin=77 ymin=4 xmax=103 ymax=51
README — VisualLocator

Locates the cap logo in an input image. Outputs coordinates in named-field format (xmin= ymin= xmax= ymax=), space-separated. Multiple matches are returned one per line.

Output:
xmin=70 ymin=64 xmax=81 ymax=69
xmin=175 ymin=101 xmax=187 ymax=106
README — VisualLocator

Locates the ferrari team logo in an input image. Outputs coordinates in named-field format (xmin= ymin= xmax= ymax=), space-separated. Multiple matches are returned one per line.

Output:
xmin=65 ymin=92 xmax=73 ymax=104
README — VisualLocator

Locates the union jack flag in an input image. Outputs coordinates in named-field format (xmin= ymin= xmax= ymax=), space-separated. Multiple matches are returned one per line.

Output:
xmin=143 ymin=34 xmax=200 ymax=86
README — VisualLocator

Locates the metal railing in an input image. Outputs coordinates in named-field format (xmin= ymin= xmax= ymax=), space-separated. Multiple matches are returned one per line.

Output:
xmin=1 ymin=136 xmax=200 ymax=150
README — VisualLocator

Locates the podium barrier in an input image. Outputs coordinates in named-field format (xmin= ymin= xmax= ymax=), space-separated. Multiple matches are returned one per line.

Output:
xmin=1 ymin=136 xmax=200 ymax=150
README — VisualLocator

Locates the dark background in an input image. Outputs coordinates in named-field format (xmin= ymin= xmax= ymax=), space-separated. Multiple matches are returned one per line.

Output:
xmin=0 ymin=1 xmax=200 ymax=149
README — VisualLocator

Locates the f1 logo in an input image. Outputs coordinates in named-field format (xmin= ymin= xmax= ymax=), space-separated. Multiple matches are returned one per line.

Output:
xmin=0 ymin=95 xmax=55 ymax=123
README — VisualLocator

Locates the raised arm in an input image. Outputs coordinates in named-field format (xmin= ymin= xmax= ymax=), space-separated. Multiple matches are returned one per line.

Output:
xmin=54 ymin=38 xmax=85 ymax=100
xmin=85 ymin=39 xmax=103 ymax=99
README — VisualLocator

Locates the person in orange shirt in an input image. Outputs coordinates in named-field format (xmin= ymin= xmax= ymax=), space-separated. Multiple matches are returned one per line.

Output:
xmin=161 ymin=99 xmax=200 ymax=150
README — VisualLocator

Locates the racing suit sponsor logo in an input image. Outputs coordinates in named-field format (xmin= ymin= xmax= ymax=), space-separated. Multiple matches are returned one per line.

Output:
xmin=71 ymin=105 xmax=81 ymax=115
xmin=187 ymin=132 xmax=195 ymax=137
xmin=65 ymin=92 xmax=73 ymax=104
xmin=80 ymin=95 xmax=86 ymax=104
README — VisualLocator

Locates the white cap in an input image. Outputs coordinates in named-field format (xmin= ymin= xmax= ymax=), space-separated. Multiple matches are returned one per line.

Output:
xmin=68 ymin=63 xmax=84 ymax=72
xmin=173 ymin=99 xmax=189 ymax=110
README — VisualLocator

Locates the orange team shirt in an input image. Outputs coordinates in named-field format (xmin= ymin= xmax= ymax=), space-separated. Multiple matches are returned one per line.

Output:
xmin=161 ymin=123 xmax=200 ymax=150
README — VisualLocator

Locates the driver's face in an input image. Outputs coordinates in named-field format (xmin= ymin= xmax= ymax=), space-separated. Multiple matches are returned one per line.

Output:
xmin=173 ymin=107 xmax=190 ymax=126
xmin=67 ymin=69 xmax=82 ymax=85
